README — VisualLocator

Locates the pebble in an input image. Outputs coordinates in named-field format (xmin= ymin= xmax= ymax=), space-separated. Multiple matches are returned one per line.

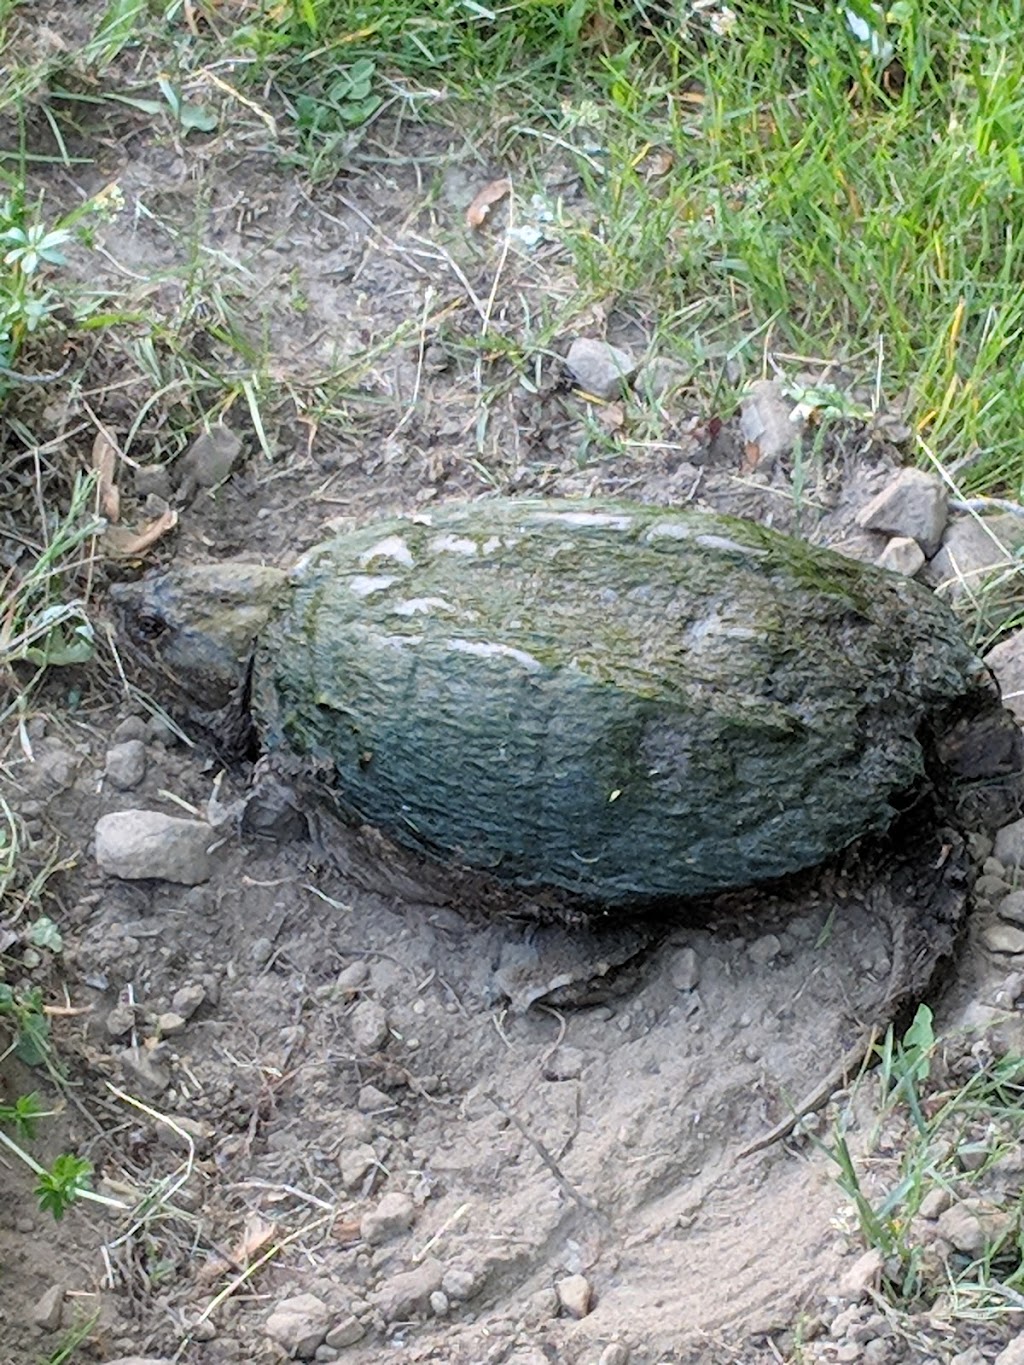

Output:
xmin=937 ymin=1198 xmax=1014 ymax=1254
xmin=739 ymin=379 xmax=804 ymax=466
xmin=999 ymin=892 xmax=1024 ymax=926
xmin=862 ymin=1341 xmax=893 ymax=1365
xmin=429 ymin=1290 xmax=449 ymax=1316
xmin=134 ymin=462 xmax=172 ymax=500
xmin=265 ymin=1293 xmax=330 ymax=1359
xmin=360 ymin=1191 xmax=415 ymax=1245
xmin=876 ymin=535 xmax=925 ymax=577
xmin=112 ymin=715 xmax=148 ymax=744
xmin=94 ymin=810 xmax=213 ymax=885
xmin=181 ymin=424 xmax=243 ymax=490
xmin=541 ymin=1046 xmax=586 ymax=1081
xmin=957 ymin=1142 xmax=990 ymax=1171
xmin=918 ymin=1188 xmax=951 ymax=1219
xmin=599 ymin=1347 xmax=630 ymax=1365
xmin=324 ymin=1315 xmax=364 ymax=1348
xmin=250 ymin=936 xmax=274 ymax=966
xmin=120 ymin=1045 xmax=171 ymax=1097
xmin=441 ymin=1267 xmax=479 ymax=1301
xmin=336 ymin=961 xmax=369 ymax=994
xmin=855 ymin=468 xmax=948 ymax=557
xmin=837 ymin=1246 xmax=884 ymax=1301
xmin=748 ymin=934 xmax=782 ymax=966
xmin=995 ymin=817 xmax=1024 ymax=868
xmin=927 ymin=514 xmax=1024 ymax=620
xmin=357 ymin=1084 xmax=392 ymax=1112
xmin=371 ymin=1257 xmax=443 ymax=1321
xmin=987 ymin=629 xmax=1024 ymax=722
xmin=31 ymin=1283 xmax=64 ymax=1330
xmin=145 ymin=714 xmax=180 ymax=747
xmin=565 ymin=338 xmax=637 ymax=399
xmin=350 ymin=999 xmax=390 ymax=1052
xmin=669 ymin=946 xmax=700 ymax=992
xmin=171 ymin=983 xmax=206 ymax=1020
xmin=339 ymin=1143 xmax=377 ymax=1189
xmin=105 ymin=740 xmax=147 ymax=791
xmin=975 ymin=873 xmax=1011 ymax=902
xmin=105 ymin=1004 xmax=136 ymax=1039
xmin=982 ymin=923 xmax=1024 ymax=956
xmin=156 ymin=1012 xmax=187 ymax=1037
xmin=555 ymin=1273 xmax=592 ymax=1319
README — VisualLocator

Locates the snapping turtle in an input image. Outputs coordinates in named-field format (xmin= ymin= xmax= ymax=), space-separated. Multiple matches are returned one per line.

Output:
xmin=112 ymin=498 xmax=1024 ymax=906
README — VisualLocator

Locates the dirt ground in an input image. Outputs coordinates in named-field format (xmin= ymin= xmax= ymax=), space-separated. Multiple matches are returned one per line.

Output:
xmin=5 ymin=34 xmax=1024 ymax=1365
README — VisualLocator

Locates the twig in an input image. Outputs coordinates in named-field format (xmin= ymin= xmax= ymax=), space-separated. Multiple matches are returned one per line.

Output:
xmin=484 ymin=1089 xmax=607 ymax=1224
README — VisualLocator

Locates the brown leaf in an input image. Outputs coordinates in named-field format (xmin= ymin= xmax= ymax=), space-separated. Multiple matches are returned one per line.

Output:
xmin=195 ymin=1214 xmax=276 ymax=1287
xmin=466 ymin=178 xmax=511 ymax=229
xmin=91 ymin=429 xmax=120 ymax=523
xmin=103 ymin=507 xmax=178 ymax=559
xmin=639 ymin=147 xmax=674 ymax=181
xmin=597 ymin=402 xmax=626 ymax=432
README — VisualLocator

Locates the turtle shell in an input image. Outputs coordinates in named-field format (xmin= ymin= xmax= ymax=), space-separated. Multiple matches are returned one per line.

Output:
xmin=252 ymin=498 xmax=1017 ymax=904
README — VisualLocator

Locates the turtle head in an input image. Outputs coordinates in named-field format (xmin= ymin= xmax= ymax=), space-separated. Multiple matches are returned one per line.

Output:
xmin=110 ymin=562 xmax=287 ymax=710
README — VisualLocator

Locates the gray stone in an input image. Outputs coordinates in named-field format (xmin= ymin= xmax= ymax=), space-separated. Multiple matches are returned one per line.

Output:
xmin=837 ymin=1247 xmax=883 ymax=1301
xmin=926 ymin=514 xmax=1024 ymax=625
xmin=357 ymin=1084 xmax=391 ymax=1112
xmin=996 ymin=817 xmax=1024 ymax=868
xmin=360 ymin=1191 xmax=415 ymax=1245
xmin=441 ymin=1267 xmax=479 ymax=1302
xmin=31 ymin=1283 xmax=64 ymax=1330
xmin=555 ymin=1272 xmax=592 ymax=1319
xmin=995 ymin=1338 xmax=1024 ymax=1365
xmin=982 ymin=922 xmax=1024 ymax=956
xmin=429 ymin=1290 xmax=449 ymax=1316
xmin=371 ymin=1257 xmax=443 ymax=1321
xmin=112 ymin=715 xmax=148 ymax=744
xmin=876 ymin=536 xmax=925 ymax=578
xmin=937 ymin=1199 xmax=1014 ymax=1254
xmin=975 ymin=873 xmax=1011 ymax=903
xmin=669 ymin=946 xmax=700 ymax=991
xmin=105 ymin=740 xmax=147 ymax=791
xmin=919 ymin=1188 xmax=951 ymax=1220
xmin=134 ymin=463 xmax=172 ymax=500
xmin=986 ymin=630 xmax=1024 ymax=722
xmin=856 ymin=468 xmax=948 ymax=557
xmin=105 ymin=1004 xmax=136 ymax=1039
xmin=324 ymin=1315 xmax=365 ymax=1348
xmin=336 ymin=961 xmax=369 ymax=994
xmin=748 ymin=934 xmax=782 ymax=966
xmin=95 ymin=810 xmax=213 ymax=884
xmin=565 ymin=338 xmax=637 ymax=399
xmin=599 ymin=1347 xmax=630 ymax=1365
xmin=120 ymin=1045 xmax=171 ymax=1097
xmin=541 ymin=1046 xmax=586 ymax=1081
xmin=339 ymin=1143 xmax=377 ymax=1189
xmin=350 ymin=998 xmax=389 ymax=1052
xmin=171 ymin=983 xmax=206 ymax=1020
xmin=265 ymin=1293 xmax=331 ymax=1359
xmin=833 ymin=530 xmax=887 ymax=564
xmin=181 ymin=425 xmax=243 ymax=490
xmin=739 ymin=379 xmax=804 ymax=465
xmin=999 ymin=892 xmax=1024 ymax=926
xmin=156 ymin=1012 xmax=187 ymax=1037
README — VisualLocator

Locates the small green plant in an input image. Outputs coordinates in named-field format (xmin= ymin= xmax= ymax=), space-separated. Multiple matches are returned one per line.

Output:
xmin=292 ymin=59 xmax=383 ymax=179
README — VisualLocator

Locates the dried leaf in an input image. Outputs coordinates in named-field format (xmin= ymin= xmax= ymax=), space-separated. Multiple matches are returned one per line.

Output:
xmin=597 ymin=402 xmax=626 ymax=433
xmin=640 ymin=147 xmax=674 ymax=181
xmin=466 ymin=178 xmax=511 ymax=229
xmin=195 ymin=1213 xmax=276 ymax=1287
xmin=103 ymin=507 xmax=178 ymax=559
xmin=91 ymin=428 xmax=120 ymax=523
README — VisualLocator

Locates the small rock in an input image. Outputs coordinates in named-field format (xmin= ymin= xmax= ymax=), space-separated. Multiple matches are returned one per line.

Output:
xmin=834 ymin=1345 xmax=862 ymax=1364
xmin=265 ymin=1293 xmax=330 ymax=1359
xmin=336 ymin=961 xmax=369 ymax=994
xmin=31 ymin=1283 xmax=64 ymax=1331
xmin=429 ymin=1290 xmax=449 ymax=1316
xmin=919 ymin=1188 xmax=952 ymax=1220
xmin=541 ymin=1046 xmax=586 ymax=1081
xmin=441 ymin=1267 xmax=479 ymax=1302
xmin=120 ymin=1045 xmax=171 ymax=1097
xmin=156 ymin=1012 xmax=187 ymax=1037
xmin=838 ymin=1247 xmax=884 ymax=1301
xmin=748 ymin=934 xmax=782 ymax=966
xmin=250 ymin=936 xmax=274 ymax=966
xmin=926 ymin=514 xmax=1024 ymax=623
xmin=134 ymin=463 xmax=173 ymax=500
xmin=975 ymin=873 xmax=1011 ymax=903
xmin=357 ymin=1084 xmax=392 ymax=1112
xmin=339 ymin=1143 xmax=377 ymax=1189
xmin=156 ymin=1114 xmax=213 ymax=1154
xmin=1001 ymin=893 xmax=1024 ymax=927
xmin=739 ymin=379 xmax=804 ymax=466
xmin=876 ymin=536 xmax=925 ymax=578
xmin=145 ymin=714 xmax=181 ymax=747
xmin=112 ymin=715 xmax=149 ymax=744
xmin=181 ymin=424 xmax=243 ymax=490
xmin=996 ymin=817 xmax=1024 ymax=869
xmin=957 ymin=1143 xmax=990 ymax=1172
xmin=105 ymin=740 xmax=147 ymax=792
xmin=95 ymin=810 xmax=213 ymax=884
xmin=565 ymin=338 xmax=637 ymax=400
xmin=988 ymin=629 xmax=1024 ymax=723
xmin=599 ymin=1347 xmax=630 ymax=1365
xmin=855 ymin=468 xmax=948 ymax=557
xmin=862 ymin=1340 xmax=894 ymax=1365
xmin=937 ymin=1198 xmax=1014 ymax=1254
xmin=360 ymin=1191 xmax=415 ymax=1245
xmin=995 ymin=1339 xmax=1024 ymax=1365
xmin=350 ymin=998 xmax=389 ymax=1052
xmin=982 ymin=923 xmax=1024 ymax=956
xmin=833 ymin=530 xmax=888 ymax=564
xmin=556 ymin=1273 xmax=592 ymax=1319
xmin=171 ymin=983 xmax=206 ymax=1020
xmin=669 ymin=946 xmax=700 ymax=991
xmin=324 ymin=1315 xmax=364 ymax=1348
xmin=105 ymin=1004 xmax=136 ymax=1039
xmin=371 ymin=1257 xmax=443 ymax=1321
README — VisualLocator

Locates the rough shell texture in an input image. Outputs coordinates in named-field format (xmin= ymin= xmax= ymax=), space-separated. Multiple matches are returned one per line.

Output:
xmin=252 ymin=499 xmax=1015 ymax=904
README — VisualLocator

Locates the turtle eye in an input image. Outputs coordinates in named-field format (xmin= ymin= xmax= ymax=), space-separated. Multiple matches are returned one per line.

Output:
xmin=134 ymin=613 xmax=167 ymax=641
